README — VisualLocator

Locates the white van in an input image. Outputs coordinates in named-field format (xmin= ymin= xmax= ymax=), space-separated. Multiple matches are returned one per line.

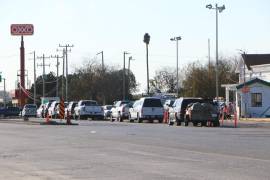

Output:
xmin=129 ymin=97 xmax=164 ymax=123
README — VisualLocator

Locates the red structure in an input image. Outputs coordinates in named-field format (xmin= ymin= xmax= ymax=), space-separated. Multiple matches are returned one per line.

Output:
xmin=11 ymin=24 xmax=34 ymax=107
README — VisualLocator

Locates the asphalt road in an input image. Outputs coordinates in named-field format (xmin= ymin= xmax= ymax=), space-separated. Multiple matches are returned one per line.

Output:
xmin=0 ymin=120 xmax=270 ymax=180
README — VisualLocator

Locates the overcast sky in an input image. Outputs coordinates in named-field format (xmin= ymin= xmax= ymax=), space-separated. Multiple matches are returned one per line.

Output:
xmin=0 ymin=0 xmax=270 ymax=92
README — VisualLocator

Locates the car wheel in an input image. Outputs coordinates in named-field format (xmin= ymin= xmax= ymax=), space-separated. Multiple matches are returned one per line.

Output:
xmin=193 ymin=122 xmax=198 ymax=126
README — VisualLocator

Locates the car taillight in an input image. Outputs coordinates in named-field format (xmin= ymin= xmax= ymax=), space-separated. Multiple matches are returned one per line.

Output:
xmin=122 ymin=107 xmax=125 ymax=112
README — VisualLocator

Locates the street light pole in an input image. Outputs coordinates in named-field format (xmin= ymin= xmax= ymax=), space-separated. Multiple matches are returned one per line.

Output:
xmin=170 ymin=36 xmax=181 ymax=96
xmin=215 ymin=4 xmax=219 ymax=100
xmin=206 ymin=3 xmax=225 ymax=100
xmin=143 ymin=33 xmax=150 ymax=95
xmin=128 ymin=56 xmax=135 ymax=95
xmin=123 ymin=51 xmax=130 ymax=100
xmin=30 ymin=51 xmax=36 ymax=105
xmin=97 ymin=51 xmax=104 ymax=71
xmin=3 ymin=78 xmax=6 ymax=108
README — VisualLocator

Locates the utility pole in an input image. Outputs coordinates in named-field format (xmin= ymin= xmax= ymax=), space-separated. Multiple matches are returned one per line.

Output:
xmin=97 ymin=51 xmax=105 ymax=104
xmin=208 ymin=38 xmax=211 ymax=72
xmin=37 ymin=54 xmax=50 ymax=98
xmin=128 ymin=56 xmax=135 ymax=94
xmin=51 ymin=54 xmax=63 ymax=97
xmin=3 ymin=78 xmax=6 ymax=108
xmin=59 ymin=44 xmax=74 ymax=101
xmin=97 ymin=51 xmax=104 ymax=70
xmin=29 ymin=51 xmax=37 ymax=105
xmin=123 ymin=51 xmax=130 ymax=100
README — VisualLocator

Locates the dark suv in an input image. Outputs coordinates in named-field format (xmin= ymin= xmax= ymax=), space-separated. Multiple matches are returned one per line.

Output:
xmin=168 ymin=97 xmax=203 ymax=126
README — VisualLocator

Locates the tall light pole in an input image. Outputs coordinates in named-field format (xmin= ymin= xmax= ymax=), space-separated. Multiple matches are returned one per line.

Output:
xmin=206 ymin=3 xmax=225 ymax=100
xmin=123 ymin=51 xmax=130 ymax=100
xmin=97 ymin=51 xmax=104 ymax=71
xmin=144 ymin=33 xmax=150 ymax=95
xmin=170 ymin=36 xmax=181 ymax=96
xmin=3 ymin=78 xmax=6 ymax=108
xmin=30 ymin=51 xmax=36 ymax=105
xmin=128 ymin=56 xmax=135 ymax=95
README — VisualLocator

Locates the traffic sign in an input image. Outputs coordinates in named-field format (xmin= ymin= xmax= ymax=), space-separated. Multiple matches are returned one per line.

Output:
xmin=241 ymin=86 xmax=250 ymax=93
xmin=11 ymin=24 xmax=34 ymax=35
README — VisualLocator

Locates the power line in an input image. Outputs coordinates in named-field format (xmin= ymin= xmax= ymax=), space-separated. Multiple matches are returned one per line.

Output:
xmin=59 ymin=44 xmax=74 ymax=101
xmin=37 ymin=54 xmax=50 ymax=98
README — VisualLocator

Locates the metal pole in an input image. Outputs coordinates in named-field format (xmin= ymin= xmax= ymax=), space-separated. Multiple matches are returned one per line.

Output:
xmin=62 ymin=49 xmax=65 ymax=99
xmin=3 ymin=78 xmax=6 ymax=108
xmin=146 ymin=44 xmax=149 ymax=95
xmin=176 ymin=39 xmax=179 ymax=96
xmin=101 ymin=51 xmax=104 ymax=70
xmin=123 ymin=52 xmax=126 ymax=100
xmin=215 ymin=4 xmax=219 ymax=100
xmin=65 ymin=46 xmax=68 ymax=101
xmin=56 ymin=55 xmax=59 ymax=97
xmin=20 ymin=35 xmax=25 ymax=107
xmin=208 ymin=38 xmax=210 ymax=72
xmin=42 ymin=54 xmax=45 ymax=98
xmin=33 ymin=51 xmax=36 ymax=105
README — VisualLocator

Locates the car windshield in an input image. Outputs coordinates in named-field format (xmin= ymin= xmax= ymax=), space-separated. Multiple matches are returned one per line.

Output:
xmin=25 ymin=104 xmax=37 ymax=108
xmin=81 ymin=101 xmax=97 ymax=106
xmin=182 ymin=99 xmax=203 ymax=109
xmin=143 ymin=99 xmax=162 ymax=107
xmin=105 ymin=105 xmax=113 ymax=110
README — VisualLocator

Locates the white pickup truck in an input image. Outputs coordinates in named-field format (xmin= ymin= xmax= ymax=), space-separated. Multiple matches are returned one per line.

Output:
xmin=74 ymin=100 xmax=104 ymax=120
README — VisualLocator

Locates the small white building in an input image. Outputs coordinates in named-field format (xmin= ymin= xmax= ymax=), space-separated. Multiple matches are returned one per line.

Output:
xmin=223 ymin=54 xmax=270 ymax=118
xmin=236 ymin=78 xmax=270 ymax=118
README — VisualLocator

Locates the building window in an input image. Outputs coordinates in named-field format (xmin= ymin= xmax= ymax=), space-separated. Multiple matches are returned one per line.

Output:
xmin=251 ymin=93 xmax=262 ymax=107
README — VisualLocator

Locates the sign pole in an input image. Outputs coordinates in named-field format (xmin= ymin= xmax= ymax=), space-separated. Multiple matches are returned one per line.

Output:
xmin=11 ymin=24 xmax=34 ymax=107
xmin=20 ymin=35 xmax=25 ymax=107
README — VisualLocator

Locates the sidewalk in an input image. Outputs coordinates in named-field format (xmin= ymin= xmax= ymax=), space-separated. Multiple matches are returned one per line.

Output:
xmin=239 ymin=118 xmax=270 ymax=122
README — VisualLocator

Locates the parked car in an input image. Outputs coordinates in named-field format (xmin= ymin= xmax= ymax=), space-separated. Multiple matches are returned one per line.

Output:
xmin=37 ymin=104 xmax=45 ymax=118
xmin=74 ymin=100 xmax=104 ymax=120
xmin=22 ymin=104 xmax=37 ymax=118
xmin=102 ymin=105 xmax=113 ymax=119
xmin=43 ymin=101 xmax=53 ymax=118
xmin=168 ymin=97 xmax=203 ymax=126
xmin=0 ymin=106 xmax=21 ymax=117
xmin=65 ymin=101 xmax=78 ymax=119
xmin=110 ymin=100 xmax=131 ymax=122
xmin=163 ymin=99 xmax=175 ymax=111
xmin=184 ymin=102 xmax=220 ymax=127
xmin=48 ymin=101 xmax=60 ymax=118
xmin=129 ymin=97 xmax=164 ymax=123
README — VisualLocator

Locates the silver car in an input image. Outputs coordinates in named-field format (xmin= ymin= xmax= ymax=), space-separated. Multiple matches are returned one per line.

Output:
xmin=22 ymin=104 xmax=37 ymax=118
